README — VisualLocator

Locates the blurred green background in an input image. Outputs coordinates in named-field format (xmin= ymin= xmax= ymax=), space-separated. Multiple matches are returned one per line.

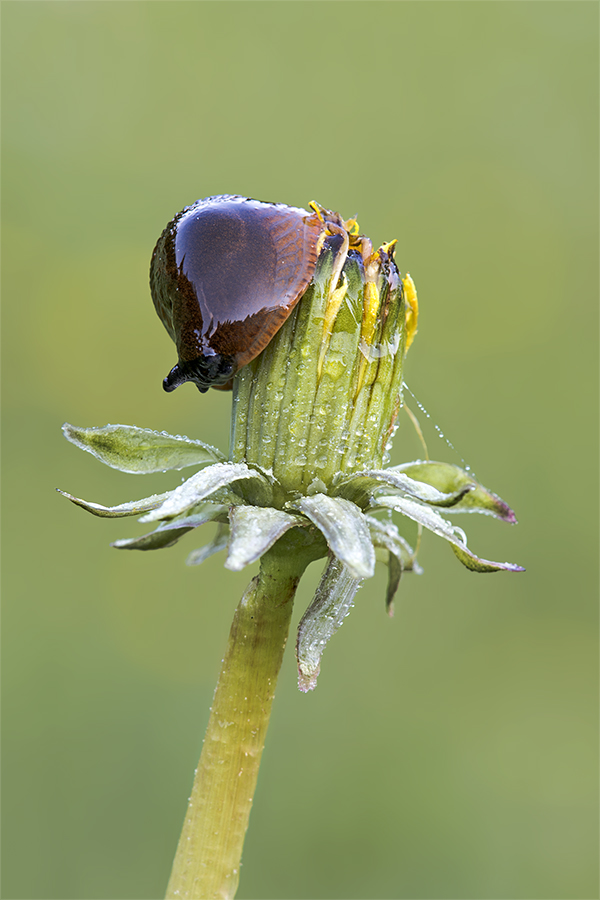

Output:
xmin=2 ymin=2 xmax=598 ymax=899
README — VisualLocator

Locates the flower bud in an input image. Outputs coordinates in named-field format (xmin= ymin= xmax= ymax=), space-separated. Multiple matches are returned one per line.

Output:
xmin=229 ymin=209 xmax=417 ymax=497
xmin=60 ymin=197 xmax=522 ymax=692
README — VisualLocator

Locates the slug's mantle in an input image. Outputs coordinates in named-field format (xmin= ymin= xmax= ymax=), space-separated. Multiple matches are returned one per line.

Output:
xmin=150 ymin=196 xmax=366 ymax=393
xmin=60 ymin=198 xmax=523 ymax=691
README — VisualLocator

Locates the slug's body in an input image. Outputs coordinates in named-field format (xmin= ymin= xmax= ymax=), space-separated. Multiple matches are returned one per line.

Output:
xmin=150 ymin=195 xmax=330 ymax=392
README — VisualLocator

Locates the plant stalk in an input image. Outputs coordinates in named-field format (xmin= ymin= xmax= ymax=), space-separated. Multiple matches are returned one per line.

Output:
xmin=165 ymin=541 xmax=309 ymax=900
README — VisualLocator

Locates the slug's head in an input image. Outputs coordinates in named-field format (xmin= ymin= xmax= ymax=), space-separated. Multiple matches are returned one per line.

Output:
xmin=162 ymin=354 xmax=236 ymax=395
xmin=150 ymin=194 xmax=326 ymax=393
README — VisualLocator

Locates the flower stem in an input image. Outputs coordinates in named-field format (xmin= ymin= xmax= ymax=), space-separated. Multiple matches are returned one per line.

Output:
xmin=165 ymin=537 xmax=312 ymax=900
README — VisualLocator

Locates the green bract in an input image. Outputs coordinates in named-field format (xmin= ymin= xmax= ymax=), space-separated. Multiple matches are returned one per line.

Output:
xmin=60 ymin=218 xmax=523 ymax=690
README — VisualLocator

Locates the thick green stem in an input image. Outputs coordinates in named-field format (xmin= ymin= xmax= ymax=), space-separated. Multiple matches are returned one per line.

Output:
xmin=165 ymin=542 xmax=308 ymax=900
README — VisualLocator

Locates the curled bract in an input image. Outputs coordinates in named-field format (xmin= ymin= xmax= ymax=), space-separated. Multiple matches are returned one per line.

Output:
xmin=60 ymin=424 xmax=523 ymax=690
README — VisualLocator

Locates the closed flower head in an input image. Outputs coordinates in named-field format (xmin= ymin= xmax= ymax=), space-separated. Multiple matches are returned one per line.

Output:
xmin=60 ymin=196 xmax=523 ymax=691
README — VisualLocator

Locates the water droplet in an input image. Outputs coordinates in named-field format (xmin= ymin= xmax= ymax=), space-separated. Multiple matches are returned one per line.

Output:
xmin=402 ymin=381 xmax=475 ymax=476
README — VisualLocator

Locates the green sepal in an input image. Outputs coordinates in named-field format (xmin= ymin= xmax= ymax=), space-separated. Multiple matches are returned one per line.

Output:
xmin=62 ymin=423 xmax=225 ymax=474
xmin=366 ymin=515 xmax=422 ymax=614
xmin=333 ymin=469 xmax=467 ymax=509
xmin=225 ymin=506 xmax=303 ymax=572
xmin=393 ymin=461 xmax=516 ymax=522
xmin=386 ymin=553 xmax=403 ymax=616
xmin=186 ymin=524 xmax=230 ymax=567
xmin=140 ymin=463 xmax=271 ymax=523
xmin=372 ymin=494 xmax=524 ymax=573
xmin=112 ymin=525 xmax=192 ymax=551
xmin=57 ymin=488 xmax=172 ymax=518
xmin=289 ymin=494 xmax=375 ymax=579
xmin=296 ymin=554 xmax=362 ymax=692
xmin=450 ymin=543 xmax=525 ymax=573
xmin=365 ymin=515 xmax=422 ymax=574
xmin=111 ymin=504 xmax=228 ymax=551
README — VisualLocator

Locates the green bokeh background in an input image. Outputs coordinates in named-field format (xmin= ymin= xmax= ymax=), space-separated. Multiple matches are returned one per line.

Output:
xmin=2 ymin=3 xmax=598 ymax=899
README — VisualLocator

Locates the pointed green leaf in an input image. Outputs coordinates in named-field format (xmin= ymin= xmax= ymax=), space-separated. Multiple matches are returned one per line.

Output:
xmin=225 ymin=506 xmax=303 ymax=571
xmin=111 ymin=504 xmax=228 ymax=551
xmin=57 ymin=488 xmax=172 ymax=518
xmin=289 ymin=494 xmax=375 ymax=579
xmin=374 ymin=494 xmax=466 ymax=542
xmin=112 ymin=525 xmax=193 ymax=551
xmin=366 ymin=515 xmax=423 ymax=573
xmin=296 ymin=555 xmax=362 ymax=692
xmin=393 ymin=461 xmax=516 ymax=522
xmin=140 ymin=463 xmax=269 ymax=523
xmin=373 ymin=494 xmax=524 ymax=573
xmin=366 ymin=515 xmax=422 ymax=614
xmin=186 ymin=525 xmax=230 ymax=567
xmin=334 ymin=469 xmax=467 ymax=508
xmin=62 ymin=423 xmax=225 ymax=474
xmin=386 ymin=552 xmax=403 ymax=616
xmin=450 ymin=544 xmax=526 ymax=573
